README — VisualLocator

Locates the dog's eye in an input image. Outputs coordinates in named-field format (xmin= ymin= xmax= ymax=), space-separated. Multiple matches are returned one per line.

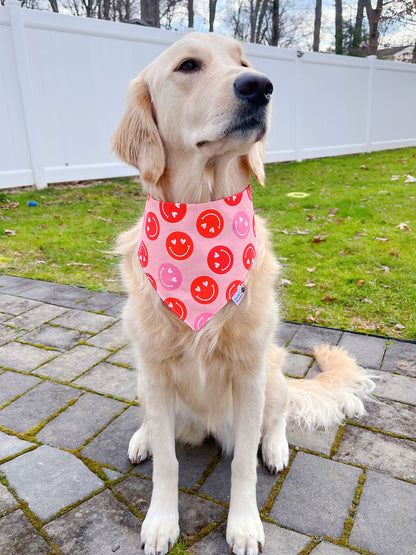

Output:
xmin=176 ymin=59 xmax=201 ymax=72
xmin=241 ymin=61 xmax=250 ymax=68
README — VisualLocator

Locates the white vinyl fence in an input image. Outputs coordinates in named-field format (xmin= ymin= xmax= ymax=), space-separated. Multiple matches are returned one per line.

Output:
xmin=1 ymin=0 xmax=416 ymax=190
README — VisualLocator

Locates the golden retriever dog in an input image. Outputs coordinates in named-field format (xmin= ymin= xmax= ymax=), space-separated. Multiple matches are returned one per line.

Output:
xmin=112 ymin=32 xmax=374 ymax=555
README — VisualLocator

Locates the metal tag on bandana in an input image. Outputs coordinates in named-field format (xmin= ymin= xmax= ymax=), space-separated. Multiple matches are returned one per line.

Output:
xmin=232 ymin=284 xmax=247 ymax=306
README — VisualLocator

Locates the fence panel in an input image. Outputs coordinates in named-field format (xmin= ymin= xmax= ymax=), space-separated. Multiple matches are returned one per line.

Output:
xmin=1 ymin=1 xmax=415 ymax=189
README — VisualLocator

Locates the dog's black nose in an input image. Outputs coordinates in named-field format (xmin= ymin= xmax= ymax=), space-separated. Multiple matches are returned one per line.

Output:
xmin=233 ymin=74 xmax=273 ymax=107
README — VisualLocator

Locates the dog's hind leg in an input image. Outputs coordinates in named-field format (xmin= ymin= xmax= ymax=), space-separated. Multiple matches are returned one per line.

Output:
xmin=139 ymin=373 xmax=179 ymax=555
xmin=261 ymin=346 xmax=290 ymax=473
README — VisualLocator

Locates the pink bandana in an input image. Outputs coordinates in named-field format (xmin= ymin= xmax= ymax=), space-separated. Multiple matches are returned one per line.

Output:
xmin=138 ymin=185 xmax=257 ymax=331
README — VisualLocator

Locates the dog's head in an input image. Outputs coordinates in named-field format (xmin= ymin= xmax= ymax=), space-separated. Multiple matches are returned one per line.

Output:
xmin=112 ymin=32 xmax=273 ymax=187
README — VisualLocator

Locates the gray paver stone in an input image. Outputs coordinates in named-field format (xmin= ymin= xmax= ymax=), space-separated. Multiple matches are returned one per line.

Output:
xmin=51 ymin=309 xmax=116 ymax=333
xmin=0 ymin=381 xmax=82 ymax=433
xmin=0 ymin=371 xmax=41 ymax=406
xmin=282 ymin=352 xmax=312 ymax=377
xmin=0 ymin=295 xmax=40 ymax=316
xmin=0 ymin=325 xmax=22 ymax=346
xmin=81 ymin=405 xmax=140 ymax=472
xmin=86 ymin=321 xmax=129 ymax=350
xmin=312 ymin=542 xmax=357 ymax=554
xmin=0 ymin=431 xmax=34 ymax=461
xmin=349 ymin=471 xmax=416 ymax=555
xmin=1 ymin=445 xmax=104 ymax=520
xmin=275 ymin=321 xmax=300 ymax=347
xmin=382 ymin=340 xmax=416 ymax=376
xmin=43 ymin=490 xmax=141 ymax=554
xmin=74 ymin=362 xmax=137 ymax=400
xmin=6 ymin=303 xmax=67 ymax=331
xmin=287 ymin=326 xmax=342 ymax=355
xmin=338 ymin=332 xmax=386 ymax=369
xmin=19 ymin=282 xmax=93 ymax=307
xmin=286 ymin=423 xmax=339 ymax=456
xmin=199 ymin=453 xmax=282 ymax=509
xmin=0 ymin=313 xmax=13 ymax=323
xmin=351 ymin=397 xmax=416 ymax=439
xmin=106 ymin=343 xmax=135 ymax=367
xmin=35 ymin=344 xmax=109 ymax=381
xmin=0 ymin=483 xmax=18 ymax=512
xmin=103 ymin=301 xmax=125 ymax=318
xmin=76 ymin=292 xmax=125 ymax=312
xmin=334 ymin=425 xmax=416 ymax=482
xmin=0 ymin=510 xmax=50 ymax=554
xmin=270 ymin=452 xmax=361 ymax=538
xmin=371 ymin=368 xmax=416 ymax=405
xmin=0 ymin=342 xmax=58 ymax=372
xmin=20 ymin=324 xmax=89 ymax=351
xmin=37 ymin=392 xmax=126 ymax=449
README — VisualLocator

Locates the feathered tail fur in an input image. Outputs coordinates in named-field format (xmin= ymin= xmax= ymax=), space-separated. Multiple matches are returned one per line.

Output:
xmin=285 ymin=345 xmax=376 ymax=430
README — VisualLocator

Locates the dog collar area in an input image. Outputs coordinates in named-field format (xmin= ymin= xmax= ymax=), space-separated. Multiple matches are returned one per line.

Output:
xmin=138 ymin=185 xmax=257 ymax=331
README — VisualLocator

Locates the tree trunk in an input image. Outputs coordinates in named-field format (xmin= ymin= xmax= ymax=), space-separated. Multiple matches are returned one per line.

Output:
xmin=188 ymin=0 xmax=194 ymax=28
xmin=49 ymin=0 xmax=59 ymax=12
xmin=141 ymin=0 xmax=160 ymax=27
xmin=209 ymin=0 xmax=217 ymax=32
xmin=271 ymin=0 xmax=279 ymax=46
xmin=335 ymin=0 xmax=343 ymax=54
xmin=313 ymin=0 xmax=322 ymax=52
xmin=412 ymin=40 xmax=416 ymax=64
xmin=364 ymin=0 xmax=383 ymax=56
xmin=352 ymin=0 xmax=365 ymax=52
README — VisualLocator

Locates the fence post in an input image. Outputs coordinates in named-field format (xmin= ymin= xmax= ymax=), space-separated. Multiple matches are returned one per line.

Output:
xmin=7 ymin=0 xmax=47 ymax=189
xmin=294 ymin=49 xmax=304 ymax=162
xmin=365 ymin=55 xmax=376 ymax=154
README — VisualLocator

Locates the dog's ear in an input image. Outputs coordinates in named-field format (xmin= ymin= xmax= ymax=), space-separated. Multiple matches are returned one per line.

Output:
xmin=246 ymin=142 xmax=265 ymax=186
xmin=111 ymin=75 xmax=165 ymax=185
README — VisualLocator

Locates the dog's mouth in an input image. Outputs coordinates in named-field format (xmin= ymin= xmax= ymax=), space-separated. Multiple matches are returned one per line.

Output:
xmin=196 ymin=107 xmax=269 ymax=148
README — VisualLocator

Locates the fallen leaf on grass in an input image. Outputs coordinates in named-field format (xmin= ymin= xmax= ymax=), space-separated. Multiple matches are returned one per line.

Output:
xmin=362 ymin=298 xmax=373 ymax=303
xmin=391 ymin=175 xmax=401 ymax=181
xmin=0 ymin=201 xmax=19 ymax=210
xmin=321 ymin=294 xmax=337 ymax=302
xmin=377 ymin=265 xmax=391 ymax=273
xmin=396 ymin=222 xmax=410 ymax=231
xmin=375 ymin=237 xmax=390 ymax=242
xmin=280 ymin=278 xmax=292 ymax=286
xmin=306 ymin=267 xmax=316 ymax=273
xmin=389 ymin=251 xmax=399 ymax=258
xmin=305 ymin=280 xmax=316 ymax=287
xmin=357 ymin=280 xmax=366 ymax=287
xmin=312 ymin=234 xmax=329 ymax=243
xmin=293 ymin=228 xmax=310 ymax=235
xmin=405 ymin=175 xmax=416 ymax=183
xmin=4 ymin=229 xmax=16 ymax=236
xmin=66 ymin=262 xmax=93 ymax=267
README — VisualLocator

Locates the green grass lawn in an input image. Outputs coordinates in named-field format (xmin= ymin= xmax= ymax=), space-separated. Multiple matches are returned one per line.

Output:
xmin=1 ymin=147 xmax=415 ymax=340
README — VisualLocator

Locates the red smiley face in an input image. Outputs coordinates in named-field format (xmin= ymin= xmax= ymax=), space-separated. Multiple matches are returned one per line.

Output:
xmin=166 ymin=231 xmax=194 ymax=261
xmin=159 ymin=201 xmax=187 ymax=223
xmin=144 ymin=212 xmax=160 ymax=241
xmin=224 ymin=191 xmax=243 ymax=206
xmin=138 ymin=241 xmax=148 ymax=268
xmin=191 ymin=276 xmax=219 ymax=305
xmin=164 ymin=297 xmax=187 ymax=321
xmin=207 ymin=245 xmax=234 ymax=275
xmin=196 ymin=210 xmax=224 ymax=239
xmin=146 ymin=273 xmax=157 ymax=290
xmin=226 ymin=280 xmax=243 ymax=302
xmin=243 ymin=243 xmax=256 ymax=270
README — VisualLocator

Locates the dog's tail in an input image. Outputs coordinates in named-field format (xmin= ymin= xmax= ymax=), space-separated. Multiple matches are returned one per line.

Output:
xmin=285 ymin=345 xmax=375 ymax=430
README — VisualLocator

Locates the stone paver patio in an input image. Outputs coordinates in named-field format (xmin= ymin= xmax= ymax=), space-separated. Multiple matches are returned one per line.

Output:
xmin=0 ymin=274 xmax=415 ymax=555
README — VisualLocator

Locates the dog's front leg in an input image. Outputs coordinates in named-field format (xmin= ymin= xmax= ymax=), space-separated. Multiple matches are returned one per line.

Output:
xmin=227 ymin=370 xmax=267 ymax=555
xmin=140 ymin=376 xmax=179 ymax=555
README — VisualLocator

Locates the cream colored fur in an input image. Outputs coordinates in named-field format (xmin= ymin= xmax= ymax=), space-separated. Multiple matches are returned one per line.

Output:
xmin=112 ymin=32 xmax=374 ymax=555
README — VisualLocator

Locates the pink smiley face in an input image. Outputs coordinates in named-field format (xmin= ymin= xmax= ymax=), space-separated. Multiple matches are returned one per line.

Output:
xmin=144 ymin=212 xmax=160 ymax=241
xmin=243 ymin=243 xmax=256 ymax=270
xmin=164 ymin=297 xmax=187 ymax=321
xmin=196 ymin=210 xmax=224 ymax=238
xmin=159 ymin=263 xmax=182 ymax=290
xmin=159 ymin=201 xmax=187 ymax=223
xmin=233 ymin=211 xmax=250 ymax=239
xmin=191 ymin=276 xmax=219 ymax=305
xmin=207 ymin=245 xmax=234 ymax=275
xmin=224 ymin=191 xmax=243 ymax=206
xmin=138 ymin=241 xmax=148 ymax=268
xmin=194 ymin=313 xmax=214 ymax=331
xmin=166 ymin=231 xmax=194 ymax=261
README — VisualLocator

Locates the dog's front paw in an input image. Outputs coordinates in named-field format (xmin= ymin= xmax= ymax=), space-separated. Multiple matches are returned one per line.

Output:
xmin=140 ymin=511 xmax=179 ymax=555
xmin=226 ymin=511 xmax=265 ymax=555
xmin=261 ymin=434 xmax=289 ymax=474
xmin=128 ymin=426 xmax=152 ymax=464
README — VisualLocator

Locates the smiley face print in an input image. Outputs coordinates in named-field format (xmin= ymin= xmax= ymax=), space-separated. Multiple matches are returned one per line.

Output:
xmin=166 ymin=232 xmax=194 ymax=261
xmin=191 ymin=276 xmax=219 ymax=304
xmin=207 ymin=246 xmax=234 ymax=274
xmin=196 ymin=210 xmax=224 ymax=238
